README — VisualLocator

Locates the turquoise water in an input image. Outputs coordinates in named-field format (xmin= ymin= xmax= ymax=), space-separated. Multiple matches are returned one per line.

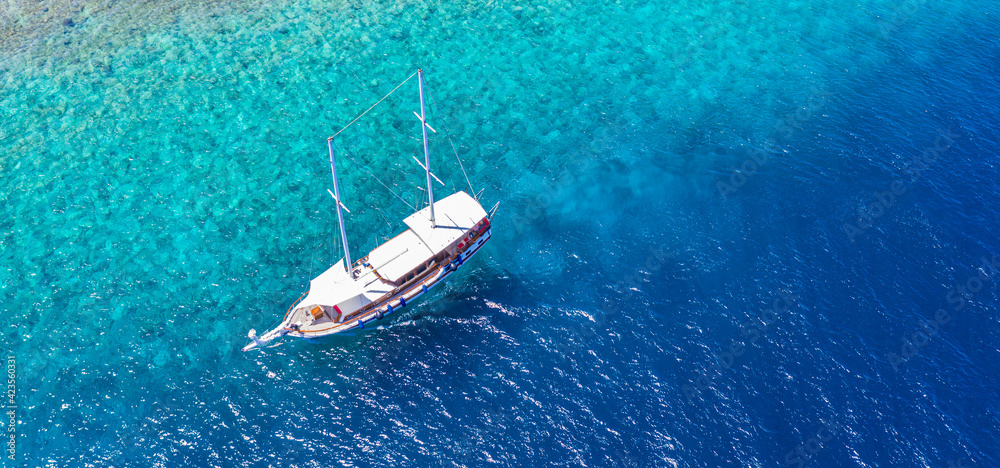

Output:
xmin=3 ymin=0 xmax=1000 ymax=465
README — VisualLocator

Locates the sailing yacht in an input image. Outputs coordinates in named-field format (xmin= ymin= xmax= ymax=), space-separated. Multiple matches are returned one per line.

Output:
xmin=243 ymin=69 xmax=495 ymax=351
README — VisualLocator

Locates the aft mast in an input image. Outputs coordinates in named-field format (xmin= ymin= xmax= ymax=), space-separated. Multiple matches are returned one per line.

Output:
xmin=327 ymin=137 xmax=352 ymax=272
xmin=417 ymin=69 xmax=435 ymax=227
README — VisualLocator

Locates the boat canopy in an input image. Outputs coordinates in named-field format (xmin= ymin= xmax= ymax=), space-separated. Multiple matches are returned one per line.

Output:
xmin=404 ymin=191 xmax=487 ymax=251
xmin=367 ymin=191 xmax=486 ymax=284
xmin=367 ymin=229 xmax=436 ymax=284
xmin=298 ymin=260 xmax=370 ymax=311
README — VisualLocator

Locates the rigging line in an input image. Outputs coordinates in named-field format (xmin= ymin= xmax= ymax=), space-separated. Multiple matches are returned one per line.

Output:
xmin=414 ymin=185 xmax=427 ymax=208
xmin=342 ymin=149 xmax=417 ymax=212
xmin=373 ymin=207 xmax=393 ymax=230
xmin=330 ymin=70 xmax=419 ymax=140
xmin=309 ymin=248 xmax=316 ymax=282
xmin=424 ymin=79 xmax=477 ymax=198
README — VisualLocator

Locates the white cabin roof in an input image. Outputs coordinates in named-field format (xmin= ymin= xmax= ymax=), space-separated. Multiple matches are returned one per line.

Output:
xmin=367 ymin=228 xmax=435 ymax=284
xmin=370 ymin=191 xmax=487 ymax=284
xmin=299 ymin=260 xmax=365 ymax=309
xmin=404 ymin=191 xmax=487 ymax=252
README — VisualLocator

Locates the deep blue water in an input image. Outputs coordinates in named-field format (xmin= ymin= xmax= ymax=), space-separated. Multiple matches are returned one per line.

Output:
xmin=2 ymin=0 xmax=999 ymax=466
